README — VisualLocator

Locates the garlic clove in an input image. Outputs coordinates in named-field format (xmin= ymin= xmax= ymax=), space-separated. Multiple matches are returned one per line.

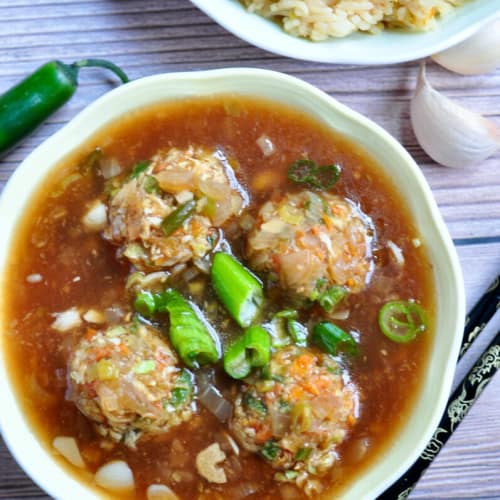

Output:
xmin=432 ymin=18 xmax=500 ymax=75
xmin=410 ymin=61 xmax=500 ymax=168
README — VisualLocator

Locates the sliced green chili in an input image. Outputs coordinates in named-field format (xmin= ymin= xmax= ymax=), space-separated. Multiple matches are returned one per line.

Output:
xmin=211 ymin=252 xmax=264 ymax=328
xmin=169 ymin=370 xmax=193 ymax=406
xmin=224 ymin=325 xmax=271 ymax=379
xmin=161 ymin=199 xmax=197 ymax=237
xmin=287 ymin=159 xmax=341 ymax=190
xmin=155 ymin=288 xmax=219 ymax=368
xmin=0 ymin=59 xmax=128 ymax=156
xmin=378 ymin=300 xmax=427 ymax=343
xmin=312 ymin=321 xmax=357 ymax=356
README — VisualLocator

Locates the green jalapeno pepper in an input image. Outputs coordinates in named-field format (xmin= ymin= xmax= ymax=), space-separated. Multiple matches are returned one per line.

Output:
xmin=0 ymin=59 xmax=129 ymax=155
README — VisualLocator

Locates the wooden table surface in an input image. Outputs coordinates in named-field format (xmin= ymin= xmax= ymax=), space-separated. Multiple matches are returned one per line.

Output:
xmin=0 ymin=1 xmax=499 ymax=499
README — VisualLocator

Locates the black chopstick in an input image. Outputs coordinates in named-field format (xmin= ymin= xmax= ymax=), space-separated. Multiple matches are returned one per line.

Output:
xmin=378 ymin=274 xmax=500 ymax=500
xmin=459 ymin=275 xmax=500 ymax=360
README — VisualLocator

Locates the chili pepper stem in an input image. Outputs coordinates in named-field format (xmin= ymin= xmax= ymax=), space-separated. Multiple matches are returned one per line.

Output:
xmin=71 ymin=59 xmax=129 ymax=84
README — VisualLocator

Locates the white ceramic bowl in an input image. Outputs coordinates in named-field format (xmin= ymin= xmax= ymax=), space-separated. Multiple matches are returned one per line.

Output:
xmin=0 ymin=68 xmax=465 ymax=499
xmin=191 ymin=0 xmax=500 ymax=64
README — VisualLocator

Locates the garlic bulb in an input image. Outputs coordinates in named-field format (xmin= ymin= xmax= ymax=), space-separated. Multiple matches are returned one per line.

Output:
xmin=432 ymin=18 xmax=500 ymax=75
xmin=410 ymin=62 xmax=500 ymax=168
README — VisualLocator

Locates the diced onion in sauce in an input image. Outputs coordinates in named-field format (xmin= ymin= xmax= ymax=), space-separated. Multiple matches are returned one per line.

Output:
xmin=52 ymin=436 xmax=85 ymax=468
xmin=95 ymin=460 xmax=135 ymax=492
xmin=26 ymin=273 xmax=43 ymax=283
xmin=51 ymin=308 xmax=82 ymax=332
xmin=256 ymin=134 xmax=275 ymax=156
xmin=147 ymin=484 xmax=179 ymax=500
xmin=82 ymin=201 xmax=107 ymax=231
xmin=83 ymin=309 xmax=106 ymax=324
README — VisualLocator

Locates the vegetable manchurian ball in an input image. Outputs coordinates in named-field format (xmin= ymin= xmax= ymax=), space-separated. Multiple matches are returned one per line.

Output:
xmin=68 ymin=323 xmax=193 ymax=447
xmin=231 ymin=346 xmax=358 ymax=478
xmin=104 ymin=146 xmax=247 ymax=271
xmin=246 ymin=190 xmax=373 ymax=299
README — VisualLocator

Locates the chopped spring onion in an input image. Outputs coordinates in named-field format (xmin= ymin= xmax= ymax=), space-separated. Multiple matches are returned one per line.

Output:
xmin=274 ymin=309 xmax=298 ymax=319
xmin=130 ymin=160 xmax=151 ymax=179
xmin=211 ymin=252 xmax=264 ymax=328
xmin=156 ymin=288 xmax=219 ymax=368
xmin=318 ymin=285 xmax=348 ymax=312
xmin=133 ymin=360 xmax=155 ymax=374
xmin=287 ymin=320 xmax=308 ymax=347
xmin=169 ymin=369 xmax=193 ymax=406
xmin=260 ymin=440 xmax=281 ymax=461
xmin=275 ymin=470 xmax=299 ymax=482
xmin=312 ymin=321 xmax=357 ymax=356
xmin=134 ymin=291 xmax=156 ymax=317
xmin=295 ymin=447 xmax=312 ymax=461
xmin=378 ymin=300 xmax=427 ymax=343
xmin=143 ymin=175 xmax=160 ymax=194
xmin=288 ymin=159 xmax=341 ymax=190
xmin=223 ymin=326 xmax=271 ymax=379
xmin=243 ymin=392 xmax=268 ymax=416
xmin=161 ymin=199 xmax=197 ymax=237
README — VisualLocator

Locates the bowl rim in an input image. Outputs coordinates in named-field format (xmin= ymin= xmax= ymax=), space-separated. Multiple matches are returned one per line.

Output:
xmin=0 ymin=67 xmax=465 ymax=499
xmin=190 ymin=0 xmax=500 ymax=65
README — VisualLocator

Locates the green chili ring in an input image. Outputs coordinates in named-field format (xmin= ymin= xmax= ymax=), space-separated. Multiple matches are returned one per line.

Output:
xmin=378 ymin=300 xmax=427 ymax=343
xmin=0 ymin=59 xmax=128 ymax=156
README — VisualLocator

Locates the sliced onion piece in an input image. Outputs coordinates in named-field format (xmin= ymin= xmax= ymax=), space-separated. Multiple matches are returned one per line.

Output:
xmin=100 ymin=157 xmax=122 ymax=179
xmin=147 ymin=484 xmax=179 ymax=500
xmin=95 ymin=460 xmax=135 ymax=492
xmin=52 ymin=436 xmax=85 ymax=468
xmin=197 ymin=369 xmax=233 ymax=422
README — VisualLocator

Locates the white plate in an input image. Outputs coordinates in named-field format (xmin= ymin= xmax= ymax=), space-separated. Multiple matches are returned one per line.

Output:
xmin=191 ymin=0 xmax=500 ymax=64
